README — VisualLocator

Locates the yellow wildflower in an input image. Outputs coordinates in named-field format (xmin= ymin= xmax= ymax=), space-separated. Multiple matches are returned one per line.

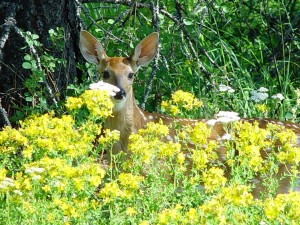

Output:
xmin=65 ymin=96 xmax=83 ymax=110
xmin=157 ymin=142 xmax=181 ymax=159
xmin=161 ymin=90 xmax=202 ymax=116
xmin=191 ymin=150 xmax=208 ymax=170
xmin=189 ymin=122 xmax=211 ymax=146
xmin=202 ymin=167 xmax=227 ymax=192
xmin=264 ymin=192 xmax=300 ymax=222
xmin=118 ymin=173 xmax=144 ymax=190
xmin=126 ymin=207 xmax=137 ymax=216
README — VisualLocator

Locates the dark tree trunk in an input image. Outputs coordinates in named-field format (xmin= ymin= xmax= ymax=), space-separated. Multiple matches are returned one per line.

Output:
xmin=0 ymin=0 xmax=82 ymax=127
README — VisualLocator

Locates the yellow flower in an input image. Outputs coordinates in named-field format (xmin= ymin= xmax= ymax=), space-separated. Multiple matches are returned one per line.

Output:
xmin=118 ymin=173 xmax=144 ymax=190
xmin=176 ymin=152 xmax=185 ymax=165
xmin=98 ymin=182 xmax=123 ymax=203
xmin=191 ymin=150 xmax=208 ymax=170
xmin=42 ymin=184 xmax=51 ymax=192
xmin=189 ymin=122 xmax=211 ymax=146
xmin=255 ymin=103 xmax=269 ymax=113
xmin=158 ymin=206 xmax=182 ymax=225
xmin=73 ymin=178 xmax=84 ymax=191
xmin=138 ymin=120 xmax=169 ymax=138
xmin=169 ymin=105 xmax=180 ymax=115
xmin=98 ymin=129 xmax=120 ymax=146
xmin=202 ymin=167 xmax=227 ymax=192
xmin=157 ymin=142 xmax=181 ymax=159
xmin=160 ymin=90 xmax=202 ymax=116
xmin=184 ymin=208 xmax=199 ymax=224
xmin=23 ymin=201 xmax=35 ymax=214
xmin=126 ymin=207 xmax=137 ymax=216
xmin=65 ymin=97 xmax=83 ymax=110
xmin=0 ymin=168 xmax=7 ymax=181
xmin=264 ymin=192 xmax=300 ymax=222
xmin=171 ymin=90 xmax=203 ymax=110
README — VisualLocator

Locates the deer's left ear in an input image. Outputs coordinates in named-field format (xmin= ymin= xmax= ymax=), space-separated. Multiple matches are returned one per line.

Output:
xmin=79 ymin=30 xmax=107 ymax=65
xmin=129 ymin=32 xmax=159 ymax=72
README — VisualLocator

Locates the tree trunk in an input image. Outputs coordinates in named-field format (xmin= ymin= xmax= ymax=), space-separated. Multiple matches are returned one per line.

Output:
xmin=0 ymin=0 xmax=82 ymax=127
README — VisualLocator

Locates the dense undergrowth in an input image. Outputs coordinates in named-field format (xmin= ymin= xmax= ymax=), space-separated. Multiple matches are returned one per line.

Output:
xmin=1 ymin=90 xmax=300 ymax=225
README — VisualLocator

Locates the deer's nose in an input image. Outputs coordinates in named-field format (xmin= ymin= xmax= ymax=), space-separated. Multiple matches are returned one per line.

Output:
xmin=114 ymin=89 xmax=126 ymax=100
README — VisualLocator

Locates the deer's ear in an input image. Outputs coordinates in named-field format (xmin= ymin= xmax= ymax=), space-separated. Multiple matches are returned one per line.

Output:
xmin=129 ymin=32 xmax=159 ymax=72
xmin=79 ymin=30 xmax=107 ymax=64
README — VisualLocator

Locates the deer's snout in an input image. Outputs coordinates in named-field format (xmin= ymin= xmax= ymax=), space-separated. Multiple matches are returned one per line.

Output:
xmin=114 ymin=89 xmax=126 ymax=100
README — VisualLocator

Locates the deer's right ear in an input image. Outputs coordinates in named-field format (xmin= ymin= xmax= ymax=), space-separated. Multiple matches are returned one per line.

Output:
xmin=79 ymin=30 xmax=107 ymax=64
xmin=129 ymin=32 xmax=159 ymax=72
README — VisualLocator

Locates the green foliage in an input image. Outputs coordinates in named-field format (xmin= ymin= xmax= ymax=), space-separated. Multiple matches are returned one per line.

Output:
xmin=12 ymin=29 xmax=66 ymax=123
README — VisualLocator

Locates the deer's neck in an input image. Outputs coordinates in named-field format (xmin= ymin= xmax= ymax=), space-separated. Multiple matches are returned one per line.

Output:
xmin=104 ymin=92 xmax=147 ymax=153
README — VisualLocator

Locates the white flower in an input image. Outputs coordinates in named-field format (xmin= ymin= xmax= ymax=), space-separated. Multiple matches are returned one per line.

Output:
xmin=25 ymin=167 xmax=45 ymax=174
xmin=206 ymin=119 xmax=218 ymax=126
xmin=89 ymin=81 xmax=120 ymax=97
xmin=32 ymin=175 xmax=41 ymax=180
xmin=215 ymin=111 xmax=240 ymax=123
xmin=221 ymin=133 xmax=232 ymax=140
xmin=218 ymin=84 xmax=235 ymax=93
xmin=257 ymin=87 xmax=268 ymax=92
xmin=250 ymin=90 xmax=269 ymax=103
xmin=1 ymin=178 xmax=15 ymax=187
xmin=271 ymin=93 xmax=284 ymax=101
xmin=13 ymin=190 xmax=23 ymax=196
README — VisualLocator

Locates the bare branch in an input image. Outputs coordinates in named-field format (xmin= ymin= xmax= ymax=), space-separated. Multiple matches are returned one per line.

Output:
xmin=141 ymin=0 xmax=160 ymax=110
xmin=81 ymin=0 xmax=148 ymax=8
xmin=78 ymin=1 xmax=125 ymax=43
xmin=0 ymin=3 xmax=17 ymax=75
xmin=0 ymin=98 xmax=11 ymax=128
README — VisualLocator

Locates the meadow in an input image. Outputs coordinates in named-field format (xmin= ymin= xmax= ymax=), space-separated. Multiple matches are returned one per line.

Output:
xmin=1 ymin=89 xmax=300 ymax=225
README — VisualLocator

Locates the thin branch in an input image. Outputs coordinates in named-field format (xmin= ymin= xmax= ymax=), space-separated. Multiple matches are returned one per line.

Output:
xmin=141 ymin=0 xmax=160 ymax=110
xmin=159 ymin=9 xmax=211 ymax=79
xmin=78 ymin=1 xmax=125 ymax=43
xmin=0 ymin=3 xmax=17 ymax=75
xmin=81 ymin=0 xmax=148 ymax=8
xmin=0 ymin=98 xmax=11 ymax=128
xmin=13 ymin=27 xmax=58 ymax=106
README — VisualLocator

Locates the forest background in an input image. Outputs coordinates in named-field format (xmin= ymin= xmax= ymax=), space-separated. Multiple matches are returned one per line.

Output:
xmin=0 ymin=0 xmax=299 ymax=126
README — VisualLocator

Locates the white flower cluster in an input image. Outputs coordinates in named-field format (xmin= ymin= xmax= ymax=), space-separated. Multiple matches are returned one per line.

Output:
xmin=25 ymin=167 xmax=45 ymax=174
xmin=215 ymin=111 xmax=241 ymax=123
xmin=206 ymin=111 xmax=241 ymax=126
xmin=218 ymin=84 xmax=235 ymax=93
xmin=271 ymin=93 xmax=284 ymax=101
xmin=0 ymin=177 xmax=15 ymax=189
xmin=89 ymin=81 xmax=120 ymax=97
xmin=250 ymin=87 xmax=268 ymax=103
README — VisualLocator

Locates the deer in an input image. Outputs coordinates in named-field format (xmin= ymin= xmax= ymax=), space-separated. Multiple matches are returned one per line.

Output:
xmin=79 ymin=30 xmax=300 ymax=198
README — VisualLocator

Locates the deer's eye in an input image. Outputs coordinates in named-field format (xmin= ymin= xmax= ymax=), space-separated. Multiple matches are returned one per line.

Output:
xmin=128 ymin=72 xmax=134 ymax=79
xmin=103 ymin=71 xmax=110 ymax=79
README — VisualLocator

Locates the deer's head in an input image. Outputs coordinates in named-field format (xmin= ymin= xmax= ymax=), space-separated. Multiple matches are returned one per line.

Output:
xmin=79 ymin=30 xmax=159 ymax=112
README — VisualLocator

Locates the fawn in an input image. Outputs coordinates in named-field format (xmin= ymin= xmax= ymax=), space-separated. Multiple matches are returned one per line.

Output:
xmin=79 ymin=30 xmax=300 ymax=197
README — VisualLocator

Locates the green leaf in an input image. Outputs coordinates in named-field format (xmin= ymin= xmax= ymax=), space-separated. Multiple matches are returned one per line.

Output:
xmin=24 ymin=54 xmax=31 ymax=61
xmin=107 ymin=19 xmax=114 ymax=24
xmin=32 ymin=34 xmax=39 ymax=40
xmin=22 ymin=62 xmax=32 ymax=69
xmin=48 ymin=29 xmax=55 ymax=35
xmin=25 ymin=96 xmax=33 ymax=102
xmin=183 ymin=19 xmax=193 ymax=26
